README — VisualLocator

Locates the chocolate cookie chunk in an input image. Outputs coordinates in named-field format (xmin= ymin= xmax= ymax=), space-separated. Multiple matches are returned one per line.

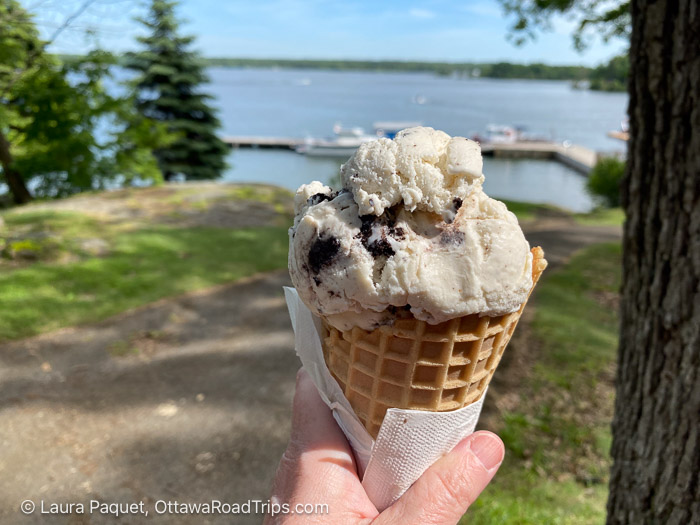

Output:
xmin=308 ymin=236 xmax=341 ymax=274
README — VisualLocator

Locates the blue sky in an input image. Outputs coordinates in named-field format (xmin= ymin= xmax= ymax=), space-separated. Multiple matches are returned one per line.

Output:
xmin=28 ymin=0 xmax=626 ymax=66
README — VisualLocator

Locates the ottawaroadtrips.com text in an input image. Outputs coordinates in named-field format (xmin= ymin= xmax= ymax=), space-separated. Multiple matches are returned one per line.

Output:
xmin=20 ymin=499 xmax=329 ymax=517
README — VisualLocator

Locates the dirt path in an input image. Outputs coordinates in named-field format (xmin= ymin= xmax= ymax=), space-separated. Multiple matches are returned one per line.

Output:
xmin=0 ymin=216 xmax=621 ymax=524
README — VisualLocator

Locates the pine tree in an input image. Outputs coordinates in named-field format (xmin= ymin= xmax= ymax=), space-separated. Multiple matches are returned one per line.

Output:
xmin=126 ymin=0 xmax=228 ymax=181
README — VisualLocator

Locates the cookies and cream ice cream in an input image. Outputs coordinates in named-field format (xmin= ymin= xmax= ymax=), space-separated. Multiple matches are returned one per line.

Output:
xmin=289 ymin=126 xmax=533 ymax=331
xmin=340 ymin=127 xmax=484 ymax=216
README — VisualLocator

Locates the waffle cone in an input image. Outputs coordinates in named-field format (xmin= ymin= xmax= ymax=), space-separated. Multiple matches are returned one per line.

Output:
xmin=322 ymin=246 xmax=547 ymax=438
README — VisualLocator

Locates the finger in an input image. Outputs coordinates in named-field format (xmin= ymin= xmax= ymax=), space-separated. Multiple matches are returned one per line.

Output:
xmin=266 ymin=369 xmax=376 ymax=524
xmin=288 ymin=368 xmax=351 ymax=454
xmin=376 ymin=431 xmax=505 ymax=525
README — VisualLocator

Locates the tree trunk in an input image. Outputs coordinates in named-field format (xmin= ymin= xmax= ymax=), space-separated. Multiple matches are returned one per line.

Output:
xmin=0 ymin=130 xmax=32 ymax=204
xmin=607 ymin=0 xmax=700 ymax=523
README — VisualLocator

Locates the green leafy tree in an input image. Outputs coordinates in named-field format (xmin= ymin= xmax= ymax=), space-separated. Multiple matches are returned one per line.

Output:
xmin=125 ymin=0 xmax=228 ymax=181
xmin=0 ymin=0 xmax=170 ymax=203
xmin=0 ymin=0 xmax=39 ymax=203
xmin=500 ymin=0 xmax=630 ymax=50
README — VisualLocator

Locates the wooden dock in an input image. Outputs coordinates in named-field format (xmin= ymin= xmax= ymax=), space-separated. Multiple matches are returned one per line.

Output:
xmin=222 ymin=136 xmax=303 ymax=150
xmin=222 ymin=136 xmax=597 ymax=175
xmin=481 ymin=142 xmax=598 ymax=175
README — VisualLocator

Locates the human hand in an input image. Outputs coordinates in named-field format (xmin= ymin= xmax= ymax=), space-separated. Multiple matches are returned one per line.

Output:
xmin=265 ymin=369 xmax=504 ymax=524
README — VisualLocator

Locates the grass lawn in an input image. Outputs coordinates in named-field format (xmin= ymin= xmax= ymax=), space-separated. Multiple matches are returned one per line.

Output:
xmin=500 ymin=198 xmax=625 ymax=227
xmin=0 ymin=185 xmax=294 ymax=341
xmin=0 ymin=225 xmax=289 ymax=341
xmin=574 ymin=207 xmax=625 ymax=227
xmin=500 ymin=199 xmax=554 ymax=222
xmin=465 ymin=243 xmax=622 ymax=524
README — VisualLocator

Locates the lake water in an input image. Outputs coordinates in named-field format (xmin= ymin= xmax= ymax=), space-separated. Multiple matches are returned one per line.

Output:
xmin=3 ymin=68 xmax=628 ymax=212
xmin=208 ymin=68 xmax=628 ymax=212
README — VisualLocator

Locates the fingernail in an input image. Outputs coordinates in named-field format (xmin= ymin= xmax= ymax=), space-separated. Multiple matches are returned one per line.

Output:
xmin=468 ymin=432 xmax=504 ymax=472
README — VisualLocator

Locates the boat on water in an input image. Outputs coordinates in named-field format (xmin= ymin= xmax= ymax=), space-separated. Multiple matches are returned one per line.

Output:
xmin=296 ymin=121 xmax=422 ymax=157
xmin=296 ymin=124 xmax=377 ymax=157
xmin=471 ymin=124 xmax=549 ymax=144
xmin=607 ymin=118 xmax=630 ymax=141
xmin=483 ymin=124 xmax=520 ymax=143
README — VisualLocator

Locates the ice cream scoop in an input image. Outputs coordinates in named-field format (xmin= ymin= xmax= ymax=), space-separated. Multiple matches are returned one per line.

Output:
xmin=289 ymin=126 xmax=534 ymax=332
xmin=339 ymin=126 xmax=484 ymax=216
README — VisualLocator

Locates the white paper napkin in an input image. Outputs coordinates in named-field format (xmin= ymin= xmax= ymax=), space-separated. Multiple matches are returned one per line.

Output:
xmin=284 ymin=287 xmax=486 ymax=511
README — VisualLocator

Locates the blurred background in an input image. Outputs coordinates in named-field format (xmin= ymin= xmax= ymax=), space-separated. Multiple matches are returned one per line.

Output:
xmin=1 ymin=0 xmax=629 ymax=523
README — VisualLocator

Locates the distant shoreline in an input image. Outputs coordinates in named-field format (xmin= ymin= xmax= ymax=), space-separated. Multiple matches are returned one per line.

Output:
xmin=200 ymin=57 xmax=592 ymax=82
xmin=203 ymin=58 xmax=625 ymax=92
xmin=55 ymin=55 xmax=626 ymax=92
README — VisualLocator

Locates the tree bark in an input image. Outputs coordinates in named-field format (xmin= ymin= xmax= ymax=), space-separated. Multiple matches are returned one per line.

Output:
xmin=0 ymin=130 xmax=32 ymax=204
xmin=607 ymin=0 xmax=700 ymax=523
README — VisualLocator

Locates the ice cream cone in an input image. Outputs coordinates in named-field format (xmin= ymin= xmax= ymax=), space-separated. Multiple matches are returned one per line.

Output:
xmin=322 ymin=246 xmax=547 ymax=438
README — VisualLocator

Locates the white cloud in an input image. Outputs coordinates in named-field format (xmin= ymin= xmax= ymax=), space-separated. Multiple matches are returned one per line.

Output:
xmin=461 ymin=2 xmax=501 ymax=18
xmin=409 ymin=8 xmax=436 ymax=19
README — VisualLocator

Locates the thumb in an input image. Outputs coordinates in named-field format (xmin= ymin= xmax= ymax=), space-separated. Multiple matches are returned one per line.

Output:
xmin=376 ymin=431 xmax=504 ymax=525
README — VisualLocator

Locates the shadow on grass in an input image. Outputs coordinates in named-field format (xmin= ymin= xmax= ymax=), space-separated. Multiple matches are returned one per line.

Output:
xmin=0 ymin=270 xmax=299 ymax=524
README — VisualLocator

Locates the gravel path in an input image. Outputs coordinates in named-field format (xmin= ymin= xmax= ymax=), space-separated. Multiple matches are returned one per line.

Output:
xmin=0 ymin=215 xmax=621 ymax=524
